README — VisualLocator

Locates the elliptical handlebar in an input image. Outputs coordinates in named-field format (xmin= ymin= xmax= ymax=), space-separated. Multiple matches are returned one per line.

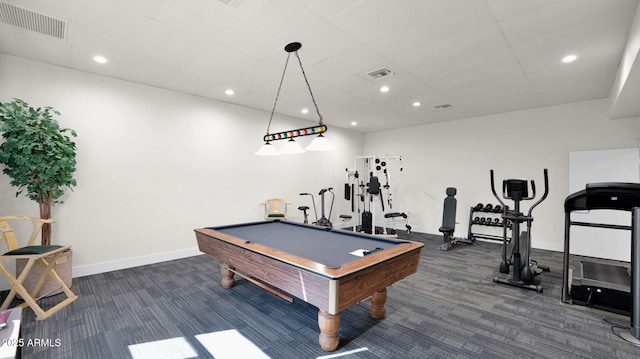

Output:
xmin=527 ymin=168 xmax=549 ymax=217
xmin=490 ymin=170 xmax=506 ymax=209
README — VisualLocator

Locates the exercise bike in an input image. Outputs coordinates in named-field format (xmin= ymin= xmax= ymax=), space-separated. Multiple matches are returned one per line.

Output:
xmin=490 ymin=169 xmax=549 ymax=292
xmin=300 ymin=187 xmax=335 ymax=228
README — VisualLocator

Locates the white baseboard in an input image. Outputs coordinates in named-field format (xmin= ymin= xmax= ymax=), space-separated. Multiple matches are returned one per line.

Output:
xmin=72 ymin=247 xmax=203 ymax=278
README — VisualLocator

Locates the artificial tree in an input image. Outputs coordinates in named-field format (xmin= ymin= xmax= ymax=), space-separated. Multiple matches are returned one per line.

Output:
xmin=0 ymin=98 xmax=77 ymax=246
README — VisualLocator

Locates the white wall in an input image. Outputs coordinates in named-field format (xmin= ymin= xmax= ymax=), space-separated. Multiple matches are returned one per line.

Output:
xmin=0 ymin=54 xmax=363 ymax=281
xmin=2 ymin=53 xmax=640 ymax=285
xmin=363 ymin=99 xmax=640 ymax=252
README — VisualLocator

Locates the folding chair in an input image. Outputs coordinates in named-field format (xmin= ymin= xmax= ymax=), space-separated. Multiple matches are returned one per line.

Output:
xmin=0 ymin=216 xmax=77 ymax=320
xmin=261 ymin=198 xmax=291 ymax=220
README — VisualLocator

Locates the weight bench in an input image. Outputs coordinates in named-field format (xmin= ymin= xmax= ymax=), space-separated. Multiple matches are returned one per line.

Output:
xmin=439 ymin=188 xmax=473 ymax=250
xmin=383 ymin=212 xmax=411 ymax=235
xmin=338 ymin=214 xmax=354 ymax=230
xmin=0 ymin=216 xmax=77 ymax=320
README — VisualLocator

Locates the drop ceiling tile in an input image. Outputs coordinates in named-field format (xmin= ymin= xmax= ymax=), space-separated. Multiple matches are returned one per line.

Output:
xmin=15 ymin=0 xmax=76 ymax=20
xmin=157 ymin=0 xmax=240 ymax=42
xmin=98 ymin=0 xmax=173 ymax=20
xmin=122 ymin=22 xmax=208 ymax=87
xmin=485 ymin=0 xmax=561 ymax=21
xmin=70 ymin=1 xmax=157 ymax=63
xmin=336 ymin=0 xmax=496 ymax=57
xmin=499 ymin=0 xmax=638 ymax=74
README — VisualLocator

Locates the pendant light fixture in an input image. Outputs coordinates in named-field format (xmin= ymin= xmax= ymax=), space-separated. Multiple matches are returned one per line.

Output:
xmin=255 ymin=42 xmax=334 ymax=155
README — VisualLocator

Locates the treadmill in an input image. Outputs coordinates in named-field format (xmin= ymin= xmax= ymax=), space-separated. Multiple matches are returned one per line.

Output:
xmin=562 ymin=182 xmax=640 ymax=344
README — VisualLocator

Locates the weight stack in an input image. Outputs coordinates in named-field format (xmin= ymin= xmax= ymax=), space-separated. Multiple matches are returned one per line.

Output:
xmin=361 ymin=211 xmax=373 ymax=234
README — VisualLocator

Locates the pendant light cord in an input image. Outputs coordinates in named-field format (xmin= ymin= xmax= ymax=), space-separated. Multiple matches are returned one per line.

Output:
xmin=294 ymin=51 xmax=324 ymax=126
xmin=265 ymin=52 xmax=292 ymax=136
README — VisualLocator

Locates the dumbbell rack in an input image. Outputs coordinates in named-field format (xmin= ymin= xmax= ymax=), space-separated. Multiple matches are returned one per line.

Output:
xmin=468 ymin=204 xmax=511 ymax=242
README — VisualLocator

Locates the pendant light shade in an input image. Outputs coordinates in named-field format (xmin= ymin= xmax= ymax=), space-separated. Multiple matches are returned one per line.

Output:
xmin=305 ymin=134 xmax=335 ymax=151
xmin=254 ymin=142 xmax=279 ymax=156
xmin=280 ymin=138 xmax=306 ymax=154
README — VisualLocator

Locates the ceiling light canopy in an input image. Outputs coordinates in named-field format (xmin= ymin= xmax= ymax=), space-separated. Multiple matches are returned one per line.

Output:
xmin=255 ymin=42 xmax=335 ymax=156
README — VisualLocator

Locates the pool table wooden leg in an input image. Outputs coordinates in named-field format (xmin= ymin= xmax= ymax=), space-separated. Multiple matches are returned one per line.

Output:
xmin=220 ymin=264 xmax=236 ymax=288
xmin=318 ymin=310 xmax=340 ymax=351
xmin=369 ymin=288 xmax=387 ymax=319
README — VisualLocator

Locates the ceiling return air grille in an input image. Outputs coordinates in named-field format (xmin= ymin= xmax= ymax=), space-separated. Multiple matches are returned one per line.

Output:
xmin=217 ymin=0 xmax=242 ymax=8
xmin=366 ymin=67 xmax=394 ymax=80
xmin=0 ymin=2 xmax=67 ymax=39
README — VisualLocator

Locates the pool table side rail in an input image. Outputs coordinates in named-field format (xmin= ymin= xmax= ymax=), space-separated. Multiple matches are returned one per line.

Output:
xmin=196 ymin=229 xmax=335 ymax=310
xmin=194 ymin=227 xmax=424 ymax=279
xmin=195 ymin=228 xmax=423 ymax=314
xmin=336 ymin=248 xmax=422 ymax=313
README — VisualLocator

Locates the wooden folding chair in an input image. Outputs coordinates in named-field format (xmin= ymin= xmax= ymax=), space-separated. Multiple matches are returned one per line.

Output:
xmin=0 ymin=216 xmax=77 ymax=320
xmin=262 ymin=198 xmax=291 ymax=220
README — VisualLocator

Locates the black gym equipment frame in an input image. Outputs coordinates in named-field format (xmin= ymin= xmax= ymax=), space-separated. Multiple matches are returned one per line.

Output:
xmin=490 ymin=169 xmax=549 ymax=292
xmin=439 ymin=187 xmax=475 ymax=250
xmin=562 ymin=182 xmax=640 ymax=344
xmin=300 ymin=188 xmax=335 ymax=228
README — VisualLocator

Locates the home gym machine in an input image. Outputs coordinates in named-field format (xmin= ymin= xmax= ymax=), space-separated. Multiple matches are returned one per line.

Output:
xmin=439 ymin=187 xmax=475 ymax=250
xmin=562 ymin=182 xmax=640 ymax=344
xmin=343 ymin=155 xmax=410 ymax=235
xmin=490 ymin=169 xmax=549 ymax=292
xmin=300 ymin=187 xmax=335 ymax=228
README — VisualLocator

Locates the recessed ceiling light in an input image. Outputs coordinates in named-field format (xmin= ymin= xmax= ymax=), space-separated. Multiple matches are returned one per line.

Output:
xmin=225 ymin=89 xmax=234 ymax=95
xmin=301 ymin=108 xmax=309 ymax=114
xmin=562 ymin=54 xmax=577 ymax=63
xmin=380 ymin=86 xmax=389 ymax=93
xmin=351 ymin=121 xmax=358 ymax=126
xmin=93 ymin=55 xmax=108 ymax=64
xmin=412 ymin=101 xmax=421 ymax=107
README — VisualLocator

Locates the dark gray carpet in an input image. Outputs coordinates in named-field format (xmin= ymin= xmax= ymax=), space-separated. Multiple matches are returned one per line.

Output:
xmin=11 ymin=232 xmax=640 ymax=358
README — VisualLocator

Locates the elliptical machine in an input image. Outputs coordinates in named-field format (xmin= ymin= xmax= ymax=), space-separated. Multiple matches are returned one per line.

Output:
xmin=490 ymin=169 xmax=549 ymax=292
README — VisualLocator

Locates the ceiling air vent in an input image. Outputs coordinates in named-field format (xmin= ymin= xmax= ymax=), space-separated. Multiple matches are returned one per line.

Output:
xmin=0 ymin=2 xmax=67 ymax=39
xmin=434 ymin=104 xmax=452 ymax=109
xmin=366 ymin=67 xmax=394 ymax=80
xmin=217 ymin=0 xmax=242 ymax=7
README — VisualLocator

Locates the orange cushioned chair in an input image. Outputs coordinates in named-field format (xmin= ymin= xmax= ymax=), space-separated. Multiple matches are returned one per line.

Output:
xmin=0 ymin=216 xmax=77 ymax=320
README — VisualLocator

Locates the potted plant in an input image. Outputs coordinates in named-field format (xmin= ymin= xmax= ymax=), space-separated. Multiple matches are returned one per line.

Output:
xmin=0 ymin=98 xmax=77 ymax=246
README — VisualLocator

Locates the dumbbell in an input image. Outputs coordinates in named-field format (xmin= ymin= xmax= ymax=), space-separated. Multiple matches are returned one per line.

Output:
xmin=493 ymin=205 xmax=502 ymax=213
xmin=474 ymin=203 xmax=484 ymax=211
xmin=484 ymin=204 xmax=493 ymax=212
xmin=473 ymin=216 xmax=480 ymax=223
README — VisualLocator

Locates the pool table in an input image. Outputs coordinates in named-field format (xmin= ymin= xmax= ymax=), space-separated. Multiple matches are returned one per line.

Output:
xmin=194 ymin=220 xmax=424 ymax=351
